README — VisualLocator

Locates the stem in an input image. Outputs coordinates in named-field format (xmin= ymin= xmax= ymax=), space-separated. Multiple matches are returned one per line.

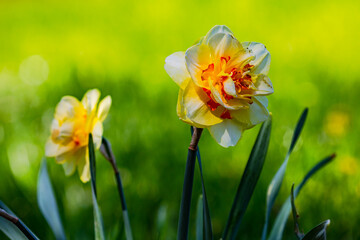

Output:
xmin=100 ymin=137 xmax=133 ymax=240
xmin=177 ymin=127 xmax=203 ymax=240
xmin=0 ymin=209 xmax=37 ymax=240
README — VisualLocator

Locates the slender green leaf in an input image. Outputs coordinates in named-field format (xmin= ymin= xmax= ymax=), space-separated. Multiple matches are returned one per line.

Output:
xmin=0 ymin=213 xmax=28 ymax=240
xmin=37 ymin=158 xmax=66 ymax=240
xmin=196 ymin=195 xmax=203 ymax=240
xmin=268 ymin=154 xmax=335 ymax=240
xmin=89 ymin=134 xmax=106 ymax=240
xmin=101 ymin=137 xmax=133 ymax=240
xmin=262 ymin=108 xmax=308 ymax=240
xmin=191 ymin=127 xmax=213 ymax=240
xmin=290 ymin=185 xmax=304 ymax=240
xmin=223 ymin=116 xmax=272 ymax=240
xmin=302 ymin=220 xmax=330 ymax=240
xmin=0 ymin=201 xmax=39 ymax=240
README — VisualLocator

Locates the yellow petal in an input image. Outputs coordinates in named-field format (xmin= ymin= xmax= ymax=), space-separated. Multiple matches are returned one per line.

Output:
xmin=177 ymin=88 xmax=207 ymax=128
xmin=202 ymin=25 xmax=234 ymax=45
xmin=165 ymin=51 xmax=191 ymax=89
xmin=242 ymin=42 xmax=271 ymax=75
xmin=92 ymin=120 xmax=103 ymax=149
xmin=181 ymin=80 xmax=222 ymax=127
xmin=231 ymin=96 xmax=269 ymax=128
xmin=55 ymin=96 xmax=82 ymax=121
xmin=79 ymin=147 xmax=90 ymax=183
xmin=208 ymin=120 xmax=244 ymax=147
xmin=185 ymin=43 xmax=212 ymax=88
xmin=208 ymin=33 xmax=243 ymax=60
xmin=81 ymin=89 xmax=100 ymax=115
xmin=97 ymin=95 xmax=112 ymax=122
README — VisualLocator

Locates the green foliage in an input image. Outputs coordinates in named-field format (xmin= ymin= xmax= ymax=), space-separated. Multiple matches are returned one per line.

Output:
xmin=89 ymin=134 xmax=106 ymax=240
xmin=0 ymin=201 xmax=39 ymax=240
xmin=0 ymin=210 xmax=28 ymax=240
xmin=268 ymin=154 xmax=335 ymax=240
xmin=37 ymin=158 xmax=66 ymax=240
xmin=291 ymin=185 xmax=330 ymax=240
xmin=192 ymin=127 xmax=213 ymax=240
xmin=302 ymin=221 xmax=330 ymax=240
xmin=262 ymin=109 xmax=308 ymax=240
xmin=195 ymin=195 xmax=203 ymax=240
xmin=223 ymin=116 xmax=272 ymax=240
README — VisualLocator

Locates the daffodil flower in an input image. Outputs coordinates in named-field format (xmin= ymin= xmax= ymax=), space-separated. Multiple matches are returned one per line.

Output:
xmin=165 ymin=25 xmax=273 ymax=147
xmin=45 ymin=89 xmax=112 ymax=182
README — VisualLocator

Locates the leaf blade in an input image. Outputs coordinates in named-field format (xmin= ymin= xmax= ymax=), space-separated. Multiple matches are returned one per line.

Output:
xmin=191 ymin=127 xmax=213 ymax=240
xmin=223 ymin=116 xmax=272 ymax=240
xmin=89 ymin=134 xmax=106 ymax=240
xmin=268 ymin=154 xmax=335 ymax=240
xmin=0 ymin=201 xmax=39 ymax=240
xmin=37 ymin=158 xmax=66 ymax=240
xmin=262 ymin=108 xmax=308 ymax=240
xmin=196 ymin=195 xmax=203 ymax=240
xmin=302 ymin=220 xmax=330 ymax=240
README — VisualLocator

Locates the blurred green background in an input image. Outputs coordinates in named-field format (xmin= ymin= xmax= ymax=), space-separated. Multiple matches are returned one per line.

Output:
xmin=0 ymin=0 xmax=359 ymax=239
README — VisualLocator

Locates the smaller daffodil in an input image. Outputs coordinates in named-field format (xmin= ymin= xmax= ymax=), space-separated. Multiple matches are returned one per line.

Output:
xmin=165 ymin=25 xmax=274 ymax=147
xmin=45 ymin=89 xmax=112 ymax=182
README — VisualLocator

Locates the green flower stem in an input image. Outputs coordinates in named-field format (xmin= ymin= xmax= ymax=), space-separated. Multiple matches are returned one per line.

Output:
xmin=0 ymin=208 xmax=38 ymax=240
xmin=100 ymin=137 xmax=133 ymax=240
xmin=177 ymin=127 xmax=203 ymax=240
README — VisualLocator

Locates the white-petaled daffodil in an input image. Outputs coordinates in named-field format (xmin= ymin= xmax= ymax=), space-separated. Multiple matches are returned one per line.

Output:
xmin=165 ymin=25 xmax=273 ymax=147
xmin=45 ymin=89 xmax=112 ymax=182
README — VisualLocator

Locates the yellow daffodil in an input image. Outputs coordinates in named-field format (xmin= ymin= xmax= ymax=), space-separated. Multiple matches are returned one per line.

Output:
xmin=165 ymin=25 xmax=274 ymax=147
xmin=45 ymin=89 xmax=112 ymax=182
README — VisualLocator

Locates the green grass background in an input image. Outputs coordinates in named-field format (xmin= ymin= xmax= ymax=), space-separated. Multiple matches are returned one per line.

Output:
xmin=0 ymin=0 xmax=359 ymax=239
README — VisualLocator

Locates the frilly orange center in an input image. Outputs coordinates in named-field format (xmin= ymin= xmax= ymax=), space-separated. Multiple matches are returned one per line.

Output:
xmin=200 ymin=56 xmax=254 ymax=119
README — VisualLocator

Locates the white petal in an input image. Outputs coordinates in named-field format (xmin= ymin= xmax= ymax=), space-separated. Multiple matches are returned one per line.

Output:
xmin=92 ymin=121 xmax=103 ymax=149
xmin=208 ymin=33 xmax=242 ymax=60
xmin=79 ymin=148 xmax=90 ymax=183
xmin=55 ymin=96 xmax=82 ymax=121
xmin=231 ymin=97 xmax=269 ymax=128
xmin=97 ymin=96 xmax=112 ymax=122
xmin=81 ymin=89 xmax=100 ymax=114
xmin=63 ymin=160 xmax=76 ymax=176
xmin=165 ymin=51 xmax=191 ymax=89
xmin=56 ymin=121 xmax=75 ymax=142
xmin=208 ymin=120 xmax=244 ymax=147
xmin=223 ymin=77 xmax=237 ymax=97
xmin=45 ymin=138 xmax=73 ymax=157
xmin=185 ymin=43 xmax=212 ymax=88
xmin=209 ymin=78 xmax=249 ymax=110
xmin=202 ymin=25 xmax=234 ymax=45
xmin=254 ymin=75 xmax=274 ymax=95
xmin=242 ymin=42 xmax=271 ymax=75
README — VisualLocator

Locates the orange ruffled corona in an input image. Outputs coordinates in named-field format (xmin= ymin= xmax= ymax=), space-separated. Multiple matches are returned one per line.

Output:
xmin=45 ymin=89 xmax=112 ymax=182
xmin=165 ymin=25 xmax=273 ymax=147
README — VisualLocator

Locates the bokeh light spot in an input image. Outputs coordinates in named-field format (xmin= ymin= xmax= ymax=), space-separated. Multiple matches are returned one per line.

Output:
xmin=19 ymin=55 xmax=49 ymax=86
